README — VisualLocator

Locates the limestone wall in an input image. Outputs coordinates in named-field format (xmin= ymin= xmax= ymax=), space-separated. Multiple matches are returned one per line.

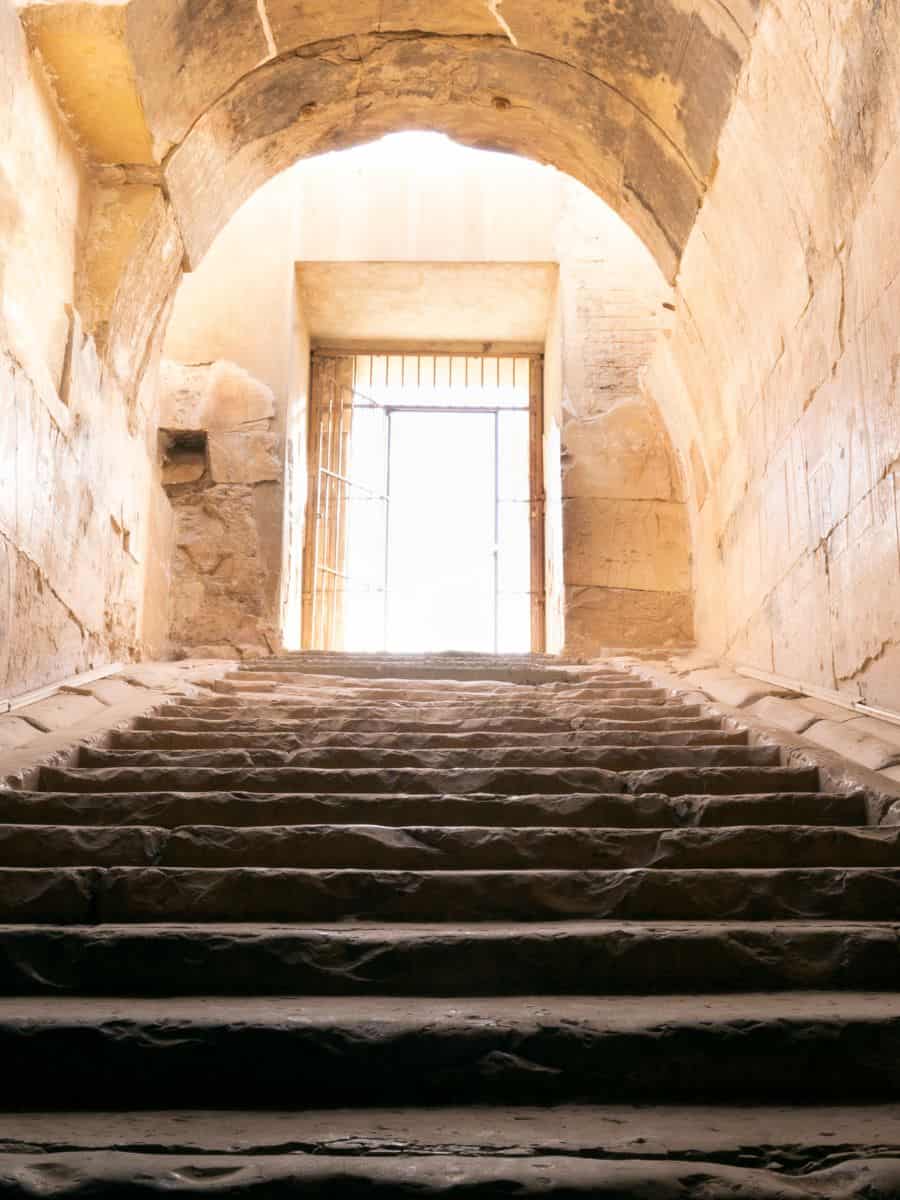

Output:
xmin=645 ymin=0 xmax=900 ymax=709
xmin=553 ymin=197 xmax=691 ymax=652
xmin=0 ymin=2 xmax=162 ymax=696
xmin=162 ymin=144 xmax=692 ymax=655
xmin=157 ymin=361 xmax=283 ymax=657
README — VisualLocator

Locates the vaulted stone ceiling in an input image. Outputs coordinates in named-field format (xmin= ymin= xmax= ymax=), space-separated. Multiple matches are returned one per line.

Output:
xmin=20 ymin=0 xmax=759 ymax=280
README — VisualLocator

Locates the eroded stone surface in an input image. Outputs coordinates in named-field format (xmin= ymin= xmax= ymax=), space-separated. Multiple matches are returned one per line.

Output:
xmin=0 ymin=653 xmax=893 ymax=1184
xmin=2 ymin=993 xmax=900 ymax=1106
xmin=1 ymin=921 xmax=899 ymax=997
xmin=0 ymin=790 xmax=867 ymax=830
xmin=16 ymin=692 xmax=106 ymax=733
xmin=0 ymin=718 xmax=40 ymax=751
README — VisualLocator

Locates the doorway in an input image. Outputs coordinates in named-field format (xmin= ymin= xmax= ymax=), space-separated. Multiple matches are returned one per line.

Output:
xmin=302 ymin=352 xmax=545 ymax=653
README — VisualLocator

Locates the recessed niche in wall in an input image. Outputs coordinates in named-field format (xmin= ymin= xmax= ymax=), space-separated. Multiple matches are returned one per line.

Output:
xmin=159 ymin=429 xmax=208 ymax=488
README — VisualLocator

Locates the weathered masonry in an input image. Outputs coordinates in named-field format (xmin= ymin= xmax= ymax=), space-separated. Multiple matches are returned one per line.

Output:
xmin=4 ymin=0 xmax=900 ymax=711
xmin=3 ymin=0 xmax=900 ymax=1193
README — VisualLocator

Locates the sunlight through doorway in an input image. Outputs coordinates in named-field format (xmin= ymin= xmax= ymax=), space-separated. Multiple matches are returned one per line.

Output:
xmin=303 ymin=353 xmax=543 ymax=653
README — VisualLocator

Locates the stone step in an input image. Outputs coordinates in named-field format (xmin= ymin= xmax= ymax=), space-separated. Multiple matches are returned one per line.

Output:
xmin=1 ymin=921 xmax=898 ymax=995
xmin=0 ymin=824 xmax=897 ymax=870
xmin=213 ymin=681 xmax=668 ymax=702
xmin=1 ymin=1104 xmax=899 ymax=1198
xmin=0 ymin=790 xmax=863 ymax=829
xmin=36 ymin=764 xmax=817 ymax=796
xmin=76 ymin=745 xmax=780 ymax=771
xmin=2 ymin=865 xmax=898 ymax=923
xmin=3 ymin=1147 xmax=894 ymax=1199
xmin=111 ymin=728 xmax=748 ymax=751
xmin=0 ymin=994 xmax=899 ymax=1106
xmin=134 ymin=713 xmax=722 ymax=734
xmin=231 ymin=662 xmax=580 ymax=682
xmin=229 ymin=670 xmax=652 ymax=691
xmin=8 ymin=1100 xmax=899 ymax=1161
xmin=221 ymin=670 xmax=658 ymax=687
xmin=168 ymin=699 xmax=683 ymax=718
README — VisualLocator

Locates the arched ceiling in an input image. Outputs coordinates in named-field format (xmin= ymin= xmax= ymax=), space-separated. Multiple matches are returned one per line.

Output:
xmin=20 ymin=0 xmax=760 ymax=281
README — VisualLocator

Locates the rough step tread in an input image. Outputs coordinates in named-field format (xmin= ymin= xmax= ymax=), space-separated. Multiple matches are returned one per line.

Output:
xmin=111 ymin=729 xmax=749 ymax=750
xmin=37 ymin=766 xmax=819 ymax=796
xmin=1 ymin=824 xmax=899 ymax=870
xmin=76 ymin=746 xmax=779 ymax=770
xmin=1 ymin=1149 xmax=898 ymax=1197
xmin=2 ymin=865 xmax=898 ymax=923
xmin=4 ymin=1102 xmax=900 ymax=1161
xmin=134 ymin=714 xmax=723 ymax=733
xmin=0 ymin=791 xmax=864 ymax=828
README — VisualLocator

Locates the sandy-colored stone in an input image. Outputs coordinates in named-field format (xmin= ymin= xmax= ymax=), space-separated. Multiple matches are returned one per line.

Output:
xmin=803 ymin=721 xmax=900 ymax=773
xmin=84 ymin=677 xmax=144 ymax=707
xmin=16 ymin=691 xmax=105 ymax=733
xmin=749 ymin=695 xmax=819 ymax=734
xmin=161 ymin=451 xmax=206 ymax=486
xmin=159 ymin=360 xmax=275 ymax=431
xmin=0 ymin=716 xmax=41 ymax=750
xmin=687 ymin=671 xmax=789 ymax=710
xmin=844 ymin=716 xmax=900 ymax=751
xmin=20 ymin=4 xmax=155 ymax=165
xmin=796 ymin=698 xmax=857 ymax=724
xmin=168 ymin=487 xmax=277 ymax=653
xmin=640 ymin=0 xmax=900 ymax=713
xmin=4 ymin=0 xmax=900 ymax=754
xmin=208 ymin=433 xmax=281 ymax=485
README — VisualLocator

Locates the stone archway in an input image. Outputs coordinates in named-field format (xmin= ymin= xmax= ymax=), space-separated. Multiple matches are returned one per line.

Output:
xmin=19 ymin=0 xmax=759 ymax=402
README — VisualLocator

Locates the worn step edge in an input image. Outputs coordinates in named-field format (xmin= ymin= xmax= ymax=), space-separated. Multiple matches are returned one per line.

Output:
xmin=0 ymin=824 xmax=898 ymax=870
xmin=35 ymin=766 xmax=822 ymax=797
xmin=0 ymin=792 xmax=866 ymax=828
xmin=3 ymin=1101 xmax=900 ymax=1161
xmin=0 ymin=1150 xmax=899 ymax=1198
xmin=133 ymin=715 xmax=724 ymax=733
xmin=76 ymin=746 xmax=781 ymax=770
xmin=110 ymin=730 xmax=749 ymax=750
xmin=1 ymin=866 xmax=898 ymax=923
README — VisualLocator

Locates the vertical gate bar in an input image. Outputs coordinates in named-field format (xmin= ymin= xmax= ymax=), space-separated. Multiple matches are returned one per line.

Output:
xmin=333 ymin=366 xmax=354 ymax=650
xmin=315 ymin=369 xmax=330 ymax=650
xmin=494 ymin=406 xmax=500 ymax=655
xmin=301 ymin=355 xmax=328 ymax=649
xmin=529 ymin=355 xmax=547 ymax=654
xmin=318 ymin=371 xmax=330 ymax=650
xmin=382 ymin=409 xmax=393 ymax=652
xmin=324 ymin=370 xmax=343 ymax=650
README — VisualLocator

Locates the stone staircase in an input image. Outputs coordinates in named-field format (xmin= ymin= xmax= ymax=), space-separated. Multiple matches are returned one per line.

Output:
xmin=1 ymin=653 xmax=899 ymax=1196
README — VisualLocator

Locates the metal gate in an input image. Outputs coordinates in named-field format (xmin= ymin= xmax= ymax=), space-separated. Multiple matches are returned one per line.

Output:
xmin=301 ymin=352 xmax=544 ymax=652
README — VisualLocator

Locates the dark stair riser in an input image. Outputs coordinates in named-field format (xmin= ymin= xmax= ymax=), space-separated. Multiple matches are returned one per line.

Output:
xmin=132 ymin=714 xmax=724 ymax=734
xmin=36 ymin=766 xmax=819 ymax=796
xmin=0 ymin=791 xmax=865 ymax=828
xmin=2 ymin=825 xmax=900 ymax=870
xmin=3 ymin=1011 xmax=900 ymax=1106
xmin=1 ymin=923 xmax=898 ymax=996
xmin=109 ymin=729 xmax=750 ymax=751
xmin=76 ymin=746 xmax=781 ymax=771
xmin=2 ymin=867 xmax=899 ymax=923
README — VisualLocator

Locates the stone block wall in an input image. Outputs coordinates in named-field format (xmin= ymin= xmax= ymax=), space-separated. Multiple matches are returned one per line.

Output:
xmin=160 ymin=153 xmax=692 ymax=657
xmin=0 ymin=2 xmax=164 ymax=697
xmin=159 ymin=361 xmax=283 ymax=657
xmin=551 ymin=201 xmax=693 ymax=653
xmin=645 ymin=0 xmax=900 ymax=711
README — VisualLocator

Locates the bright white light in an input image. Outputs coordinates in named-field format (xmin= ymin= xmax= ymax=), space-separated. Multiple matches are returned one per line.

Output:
xmin=341 ymin=357 xmax=532 ymax=654
xmin=302 ymin=131 xmax=550 ymax=178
